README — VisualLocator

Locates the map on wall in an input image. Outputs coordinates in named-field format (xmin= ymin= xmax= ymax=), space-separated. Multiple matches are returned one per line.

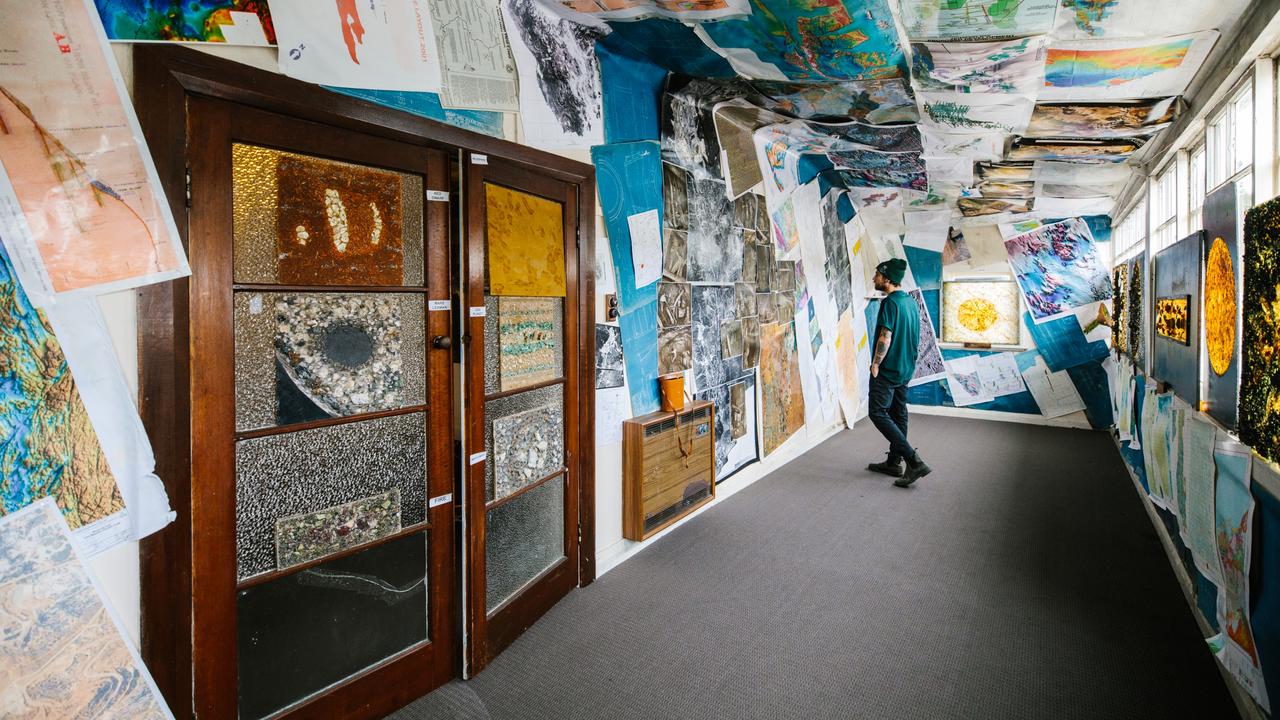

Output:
xmin=94 ymin=0 xmax=274 ymax=44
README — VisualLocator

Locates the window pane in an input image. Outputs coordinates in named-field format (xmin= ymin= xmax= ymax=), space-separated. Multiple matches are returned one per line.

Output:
xmin=1233 ymin=89 xmax=1253 ymax=174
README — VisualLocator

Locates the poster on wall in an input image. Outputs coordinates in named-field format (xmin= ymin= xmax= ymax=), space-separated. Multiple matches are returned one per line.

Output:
xmin=1004 ymin=218 xmax=1112 ymax=324
xmin=94 ymin=0 xmax=274 ymax=44
xmin=272 ymin=0 xmax=445 ymax=91
xmin=1152 ymin=231 xmax=1202 ymax=407
xmin=1212 ymin=440 xmax=1271 ymax=711
xmin=0 ymin=500 xmax=174 ymax=718
xmin=1204 ymin=182 xmax=1241 ymax=430
xmin=1040 ymin=32 xmax=1219 ymax=102
xmin=501 ymin=0 xmax=608 ymax=149
xmin=426 ymin=0 xmax=520 ymax=112
xmin=0 ymin=0 xmax=189 ymax=307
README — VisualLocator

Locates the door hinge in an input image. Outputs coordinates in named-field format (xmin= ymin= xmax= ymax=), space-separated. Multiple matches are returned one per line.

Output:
xmin=184 ymin=166 xmax=192 ymax=208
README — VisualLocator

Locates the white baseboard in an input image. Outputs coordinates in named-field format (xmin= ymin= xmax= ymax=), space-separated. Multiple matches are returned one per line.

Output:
xmin=596 ymin=419 xmax=847 ymax=578
xmin=908 ymin=403 xmax=1093 ymax=430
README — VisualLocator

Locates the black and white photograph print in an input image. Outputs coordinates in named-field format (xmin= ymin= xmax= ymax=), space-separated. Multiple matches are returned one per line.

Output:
xmin=662 ymin=163 xmax=689 ymax=231
xmin=757 ymin=291 xmax=778 ymax=324
xmin=742 ymin=317 xmax=761 ymax=369
xmin=663 ymin=228 xmax=688 ymax=281
xmin=686 ymin=176 xmax=742 ymax=283
xmin=595 ymin=324 xmax=625 ymax=389
xmin=658 ymin=281 xmax=691 ymax=327
xmin=658 ymin=325 xmax=693 ymax=375
xmin=730 ymin=381 xmax=747 ymax=439
xmin=502 ymin=0 xmax=606 ymax=147
xmin=732 ymin=191 xmax=760 ymax=230
xmin=756 ymin=244 xmax=774 ymax=292
xmin=691 ymin=284 xmax=744 ymax=391
xmin=741 ymin=241 xmax=758 ymax=284
xmin=735 ymin=282 xmax=756 ymax=318
xmin=776 ymin=260 xmax=797 ymax=292
xmin=721 ymin=319 xmax=744 ymax=359
xmin=776 ymin=292 xmax=795 ymax=325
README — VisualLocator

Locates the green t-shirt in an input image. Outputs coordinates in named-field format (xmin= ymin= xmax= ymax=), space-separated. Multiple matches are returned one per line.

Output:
xmin=874 ymin=290 xmax=920 ymax=385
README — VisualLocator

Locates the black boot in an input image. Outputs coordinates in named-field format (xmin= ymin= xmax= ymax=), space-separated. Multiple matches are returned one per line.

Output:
xmin=868 ymin=453 xmax=904 ymax=478
xmin=895 ymin=456 xmax=932 ymax=487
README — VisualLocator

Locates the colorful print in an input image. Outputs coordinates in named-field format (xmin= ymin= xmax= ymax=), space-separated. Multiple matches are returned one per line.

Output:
xmin=1004 ymin=218 xmax=1112 ymax=322
xmin=1155 ymin=296 xmax=1190 ymax=344
xmin=1206 ymin=237 xmax=1237 ymax=377
xmin=760 ymin=320 xmax=806 ymax=455
xmin=1045 ymin=39 xmax=1192 ymax=88
xmin=94 ymin=0 xmax=274 ymax=44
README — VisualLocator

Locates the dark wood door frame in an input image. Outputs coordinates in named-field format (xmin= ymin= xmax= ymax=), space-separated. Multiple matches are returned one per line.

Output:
xmin=132 ymin=45 xmax=597 ymax=718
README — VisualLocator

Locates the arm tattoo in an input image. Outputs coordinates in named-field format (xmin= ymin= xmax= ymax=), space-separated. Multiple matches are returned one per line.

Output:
xmin=872 ymin=327 xmax=892 ymax=365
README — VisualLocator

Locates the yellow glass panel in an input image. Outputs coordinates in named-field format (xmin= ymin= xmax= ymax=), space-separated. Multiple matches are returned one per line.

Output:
xmin=485 ymin=183 xmax=566 ymax=297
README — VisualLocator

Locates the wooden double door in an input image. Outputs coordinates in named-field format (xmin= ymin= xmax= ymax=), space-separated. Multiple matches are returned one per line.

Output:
xmin=136 ymin=47 xmax=594 ymax=719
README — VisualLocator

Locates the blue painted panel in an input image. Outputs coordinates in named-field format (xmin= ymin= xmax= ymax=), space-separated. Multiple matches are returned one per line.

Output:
xmin=1066 ymin=360 xmax=1113 ymax=429
xmin=605 ymin=19 xmax=736 ymax=77
xmin=904 ymin=246 xmax=942 ymax=291
xmin=324 ymin=87 xmax=504 ymax=138
xmin=1023 ymin=311 xmax=1109 ymax=372
xmin=619 ymin=298 xmax=661 ymax=416
xmin=590 ymin=142 xmax=663 ymax=315
xmin=597 ymin=34 xmax=667 ymax=143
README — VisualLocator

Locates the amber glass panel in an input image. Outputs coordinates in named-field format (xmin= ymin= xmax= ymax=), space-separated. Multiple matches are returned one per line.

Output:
xmin=484 ymin=183 xmax=566 ymax=297
xmin=232 ymin=144 xmax=424 ymax=286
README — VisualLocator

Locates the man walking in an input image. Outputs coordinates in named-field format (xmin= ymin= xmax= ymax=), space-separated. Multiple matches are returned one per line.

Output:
xmin=866 ymin=259 xmax=932 ymax=487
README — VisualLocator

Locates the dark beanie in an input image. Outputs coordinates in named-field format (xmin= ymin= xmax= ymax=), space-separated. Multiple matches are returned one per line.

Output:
xmin=876 ymin=258 xmax=907 ymax=285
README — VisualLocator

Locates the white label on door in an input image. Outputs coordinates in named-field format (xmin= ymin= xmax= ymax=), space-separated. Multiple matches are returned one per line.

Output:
xmin=429 ymin=493 xmax=453 ymax=508
xmin=469 ymin=451 xmax=487 ymax=465
xmin=472 ymin=154 xmax=488 ymax=165
xmin=428 ymin=299 xmax=450 ymax=311
xmin=469 ymin=306 xmax=486 ymax=318
xmin=427 ymin=190 xmax=449 ymax=202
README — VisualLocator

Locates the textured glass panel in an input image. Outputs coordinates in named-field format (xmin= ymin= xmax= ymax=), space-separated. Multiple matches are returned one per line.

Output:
xmin=232 ymin=143 xmax=424 ymax=286
xmin=235 ymin=412 xmax=426 ymax=580
xmin=483 ymin=295 xmax=564 ymax=394
xmin=484 ymin=183 xmax=566 ymax=297
xmin=484 ymin=383 xmax=563 ymax=503
xmin=485 ymin=475 xmax=565 ymax=613
xmin=234 ymin=292 xmax=426 ymax=431
xmin=237 ymin=532 xmax=428 ymax=720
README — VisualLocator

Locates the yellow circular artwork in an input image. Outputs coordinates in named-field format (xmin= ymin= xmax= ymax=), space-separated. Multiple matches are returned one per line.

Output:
xmin=957 ymin=298 xmax=998 ymax=333
xmin=1205 ymin=237 xmax=1237 ymax=376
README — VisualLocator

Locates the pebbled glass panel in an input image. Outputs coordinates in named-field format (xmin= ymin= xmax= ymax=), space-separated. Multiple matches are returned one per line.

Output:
xmin=237 ymin=532 xmax=428 ymax=719
xmin=483 ymin=383 xmax=563 ymax=503
xmin=231 ymin=143 xmax=424 ymax=286
xmin=235 ymin=412 xmax=426 ymax=580
xmin=485 ymin=474 xmax=565 ymax=613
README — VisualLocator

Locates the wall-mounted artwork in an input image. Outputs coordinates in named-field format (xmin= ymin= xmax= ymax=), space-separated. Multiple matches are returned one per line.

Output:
xmin=1204 ymin=182 xmax=1242 ymax=429
xmin=595 ymin=324 xmax=625 ymax=389
xmin=1112 ymin=261 xmax=1129 ymax=353
xmin=1004 ymin=217 xmax=1112 ymax=322
xmin=658 ymin=325 xmax=694 ymax=374
xmin=1025 ymin=97 xmax=1177 ymax=138
xmin=485 ymin=183 xmax=566 ymax=296
xmin=691 ymin=285 xmax=745 ymax=391
xmin=0 ymin=500 xmax=171 ymax=718
xmin=941 ymin=280 xmax=1021 ymax=346
xmin=908 ymin=288 xmax=947 ymax=386
xmin=1155 ymin=297 xmax=1190 ymax=344
xmin=95 ymin=0 xmax=275 ymax=44
xmin=1127 ymin=253 xmax=1146 ymax=365
xmin=658 ymin=281 xmax=692 ymax=327
xmin=663 ymin=228 xmax=688 ymax=281
xmin=742 ymin=317 xmax=761 ymax=368
xmin=275 ymin=489 xmax=402 ymax=571
xmin=497 ymin=297 xmax=562 ymax=392
xmin=492 ymin=403 xmax=565 ymax=499
xmin=1240 ymin=198 xmax=1280 ymax=460
xmin=1152 ymin=233 xmax=1201 ymax=406
xmin=760 ymin=321 xmax=806 ymax=456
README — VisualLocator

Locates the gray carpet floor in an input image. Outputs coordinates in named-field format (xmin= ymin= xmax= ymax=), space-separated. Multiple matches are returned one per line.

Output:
xmin=391 ymin=415 xmax=1238 ymax=720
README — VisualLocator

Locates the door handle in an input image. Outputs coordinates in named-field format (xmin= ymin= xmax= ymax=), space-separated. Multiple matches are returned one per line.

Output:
xmin=432 ymin=335 xmax=452 ymax=349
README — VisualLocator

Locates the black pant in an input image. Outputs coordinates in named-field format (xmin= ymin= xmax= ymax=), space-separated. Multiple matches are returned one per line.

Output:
xmin=868 ymin=374 xmax=915 ymax=462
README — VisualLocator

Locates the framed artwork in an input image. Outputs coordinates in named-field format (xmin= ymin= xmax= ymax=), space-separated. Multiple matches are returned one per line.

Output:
xmin=1241 ymin=198 xmax=1280 ymax=459
xmin=1151 ymin=231 xmax=1202 ymax=406
xmin=941 ymin=279 xmax=1022 ymax=346
xmin=1204 ymin=182 xmax=1241 ymax=429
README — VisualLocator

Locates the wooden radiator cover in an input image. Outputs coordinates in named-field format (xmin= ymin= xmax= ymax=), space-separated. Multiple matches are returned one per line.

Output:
xmin=622 ymin=400 xmax=716 ymax=541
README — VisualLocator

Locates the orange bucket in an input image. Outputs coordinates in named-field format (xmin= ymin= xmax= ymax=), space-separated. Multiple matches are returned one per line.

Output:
xmin=659 ymin=373 xmax=685 ymax=412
